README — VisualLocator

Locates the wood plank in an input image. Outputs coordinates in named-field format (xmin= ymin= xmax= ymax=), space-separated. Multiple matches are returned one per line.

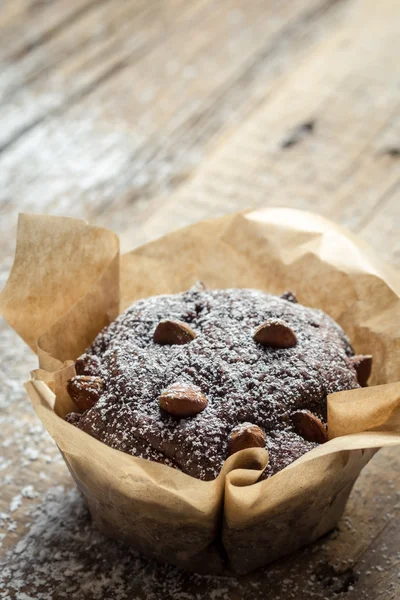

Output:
xmin=0 ymin=0 xmax=148 ymax=99
xmin=359 ymin=183 xmax=400 ymax=268
xmin=0 ymin=0 xmax=203 ymax=150
xmin=140 ymin=0 xmax=400 ymax=264
xmin=0 ymin=0 xmax=107 ymax=61
xmin=0 ymin=0 xmax=354 ymax=259
xmin=332 ymin=108 xmax=400 ymax=223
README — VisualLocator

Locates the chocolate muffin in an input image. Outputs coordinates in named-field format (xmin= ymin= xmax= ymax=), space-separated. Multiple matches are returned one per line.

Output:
xmin=65 ymin=283 xmax=372 ymax=481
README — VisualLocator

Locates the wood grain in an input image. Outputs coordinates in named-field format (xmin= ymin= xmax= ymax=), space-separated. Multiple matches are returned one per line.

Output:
xmin=0 ymin=0 xmax=399 ymax=597
xmin=141 ymin=0 xmax=400 ymax=264
xmin=0 ymin=0 xmax=354 ymax=256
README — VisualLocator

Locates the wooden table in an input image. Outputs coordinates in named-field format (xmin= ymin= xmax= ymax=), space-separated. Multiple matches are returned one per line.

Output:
xmin=0 ymin=0 xmax=399 ymax=598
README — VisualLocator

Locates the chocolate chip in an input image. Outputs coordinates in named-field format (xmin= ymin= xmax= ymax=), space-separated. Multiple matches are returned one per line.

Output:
xmin=350 ymin=354 xmax=372 ymax=387
xmin=280 ymin=290 xmax=298 ymax=303
xmin=153 ymin=320 xmax=197 ymax=345
xmin=158 ymin=382 xmax=208 ymax=417
xmin=253 ymin=319 xmax=297 ymax=348
xmin=292 ymin=410 xmax=327 ymax=444
xmin=74 ymin=353 xmax=100 ymax=376
xmin=228 ymin=423 xmax=267 ymax=455
xmin=67 ymin=376 xmax=104 ymax=412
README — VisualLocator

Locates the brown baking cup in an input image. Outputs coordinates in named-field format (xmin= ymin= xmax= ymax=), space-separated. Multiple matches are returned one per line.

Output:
xmin=1 ymin=210 xmax=400 ymax=575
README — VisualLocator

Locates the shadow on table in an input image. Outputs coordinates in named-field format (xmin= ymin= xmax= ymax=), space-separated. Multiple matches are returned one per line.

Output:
xmin=0 ymin=485 xmax=359 ymax=600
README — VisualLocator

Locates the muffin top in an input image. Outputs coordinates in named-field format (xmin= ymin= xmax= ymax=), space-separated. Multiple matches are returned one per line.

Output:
xmin=66 ymin=283 xmax=369 ymax=480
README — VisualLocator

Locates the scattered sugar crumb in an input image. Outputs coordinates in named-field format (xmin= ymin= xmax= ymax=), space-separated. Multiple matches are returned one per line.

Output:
xmin=9 ymin=495 xmax=23 ymax=513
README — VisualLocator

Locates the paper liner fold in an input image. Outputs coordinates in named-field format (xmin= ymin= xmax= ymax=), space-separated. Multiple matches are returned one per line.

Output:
xmin=2 ymin=209 xmax=400 ymax=575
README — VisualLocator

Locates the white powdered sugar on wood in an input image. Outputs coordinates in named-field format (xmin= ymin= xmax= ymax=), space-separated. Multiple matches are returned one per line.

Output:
xmin=0 ymin=485 xmax=375 ymax=600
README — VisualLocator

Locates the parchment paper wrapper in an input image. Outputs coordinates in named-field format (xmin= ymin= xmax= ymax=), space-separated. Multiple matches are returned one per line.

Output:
xmin=1 ymin=209 xmax=399 ymax=575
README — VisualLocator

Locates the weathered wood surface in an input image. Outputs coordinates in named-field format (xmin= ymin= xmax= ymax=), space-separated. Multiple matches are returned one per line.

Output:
xmin=0 ymin=0 xmax=399 ymax=598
